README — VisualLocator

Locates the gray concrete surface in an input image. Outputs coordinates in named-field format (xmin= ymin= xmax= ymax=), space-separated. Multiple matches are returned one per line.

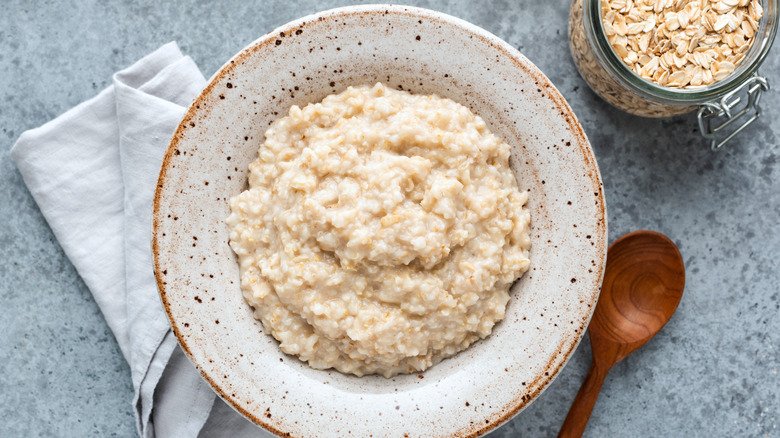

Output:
xmin=1 ymin=1 xmax=778 ymax=437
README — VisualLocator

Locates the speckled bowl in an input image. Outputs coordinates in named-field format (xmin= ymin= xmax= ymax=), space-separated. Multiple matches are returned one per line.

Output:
xmin=153 ymin=5 xmax=607 ymax=437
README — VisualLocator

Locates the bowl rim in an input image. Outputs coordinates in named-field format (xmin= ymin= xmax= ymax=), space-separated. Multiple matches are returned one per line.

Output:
xmin=152 ymin=4 xmax=607 ymax=437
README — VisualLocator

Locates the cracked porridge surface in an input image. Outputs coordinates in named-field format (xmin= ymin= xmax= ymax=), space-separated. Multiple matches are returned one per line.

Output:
xmin=227 ymin=83 xmax=531 ymax=377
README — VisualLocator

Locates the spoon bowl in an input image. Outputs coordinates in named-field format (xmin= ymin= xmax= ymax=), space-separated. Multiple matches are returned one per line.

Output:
xmin=558 ymin=230 xmax=685 ymax=437
xmin=590 ymin=231 xmax=686 ymax=364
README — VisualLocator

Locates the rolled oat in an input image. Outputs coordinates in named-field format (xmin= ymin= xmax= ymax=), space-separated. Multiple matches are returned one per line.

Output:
xmin=603 ymin=0 xmax=764 ymax=88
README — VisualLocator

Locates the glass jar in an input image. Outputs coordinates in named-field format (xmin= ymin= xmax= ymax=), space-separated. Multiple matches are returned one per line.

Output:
xmin=569 ymin=0 xmax=778 ymax=149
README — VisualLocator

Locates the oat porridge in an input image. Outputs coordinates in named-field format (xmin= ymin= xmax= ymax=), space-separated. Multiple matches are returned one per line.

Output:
xmin=226 ymin=83 xmax=531 ymax=377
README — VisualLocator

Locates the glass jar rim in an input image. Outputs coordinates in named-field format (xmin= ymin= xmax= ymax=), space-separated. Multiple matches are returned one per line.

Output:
xmin=585 ymin=0 xmax=779 ymax=105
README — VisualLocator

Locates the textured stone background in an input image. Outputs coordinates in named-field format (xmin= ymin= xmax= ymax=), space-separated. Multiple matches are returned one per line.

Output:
xmin=1 ymin=1 xmax=778 ymax=437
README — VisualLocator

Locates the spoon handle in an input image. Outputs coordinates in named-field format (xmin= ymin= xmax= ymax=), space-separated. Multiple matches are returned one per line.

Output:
xmin=557 ymin=361 xmax=609 ymax=438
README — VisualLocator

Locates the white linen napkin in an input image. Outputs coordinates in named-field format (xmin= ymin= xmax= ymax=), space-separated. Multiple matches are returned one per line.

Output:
xmin=11 ymin=42 xmax=270 ymax=438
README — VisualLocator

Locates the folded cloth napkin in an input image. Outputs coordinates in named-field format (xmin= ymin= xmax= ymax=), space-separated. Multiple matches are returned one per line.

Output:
xmin=11 ymin=42 xmax=271 ymax=438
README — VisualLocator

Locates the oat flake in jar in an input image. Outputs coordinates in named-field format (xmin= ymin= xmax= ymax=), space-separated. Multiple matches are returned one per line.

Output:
xmin=569 ymin=0 xmax=777 ymax=149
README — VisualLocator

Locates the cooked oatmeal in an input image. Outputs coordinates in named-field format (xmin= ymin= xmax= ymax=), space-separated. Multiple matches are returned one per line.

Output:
xmin=226 ymin=83 xmax=531 ymax=377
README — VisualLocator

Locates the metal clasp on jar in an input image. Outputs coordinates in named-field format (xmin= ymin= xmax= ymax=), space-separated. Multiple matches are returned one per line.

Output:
xmin=697 ymin=74 xmax=770 ymax=151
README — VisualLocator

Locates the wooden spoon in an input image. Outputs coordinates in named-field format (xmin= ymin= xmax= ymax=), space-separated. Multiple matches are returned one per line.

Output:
xmin=557 ymin=230 xmax=685 ymax=438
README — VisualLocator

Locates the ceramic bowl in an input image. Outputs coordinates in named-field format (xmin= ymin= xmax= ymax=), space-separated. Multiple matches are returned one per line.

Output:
xmin=153 ymin=5 xmax=607 ymax=437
